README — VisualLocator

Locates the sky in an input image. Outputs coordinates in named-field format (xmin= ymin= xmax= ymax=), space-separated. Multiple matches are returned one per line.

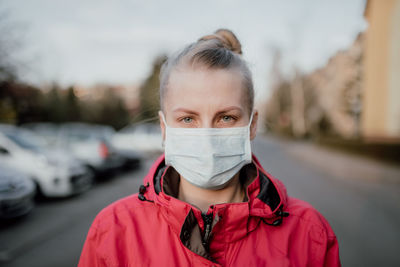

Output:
xmin=2 ymin=0 xmax=367 ymax=99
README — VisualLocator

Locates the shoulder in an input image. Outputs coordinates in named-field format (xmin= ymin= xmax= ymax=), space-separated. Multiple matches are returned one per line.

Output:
xmin=89 ymin=193 xmax=157 ymax=234
xmin=79 ymin=193 xmax=161 ymax=266
xmin=281 ymin=197 xmax=341 ymax=265
xmin=285 ymin=196 xmax=337 ymax=239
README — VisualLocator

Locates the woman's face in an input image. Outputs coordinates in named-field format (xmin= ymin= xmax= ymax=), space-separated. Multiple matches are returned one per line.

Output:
xmin=159 ymin=68 xmax=258 ymax=140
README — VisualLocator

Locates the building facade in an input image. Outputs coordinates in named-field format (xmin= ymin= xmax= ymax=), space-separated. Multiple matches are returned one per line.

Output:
xmin=362 ymin=0 xmax=400 ymax=141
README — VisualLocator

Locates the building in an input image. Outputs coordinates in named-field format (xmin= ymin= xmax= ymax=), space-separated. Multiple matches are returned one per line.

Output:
xmin=362 ymin=0 xmax=400 ymax=142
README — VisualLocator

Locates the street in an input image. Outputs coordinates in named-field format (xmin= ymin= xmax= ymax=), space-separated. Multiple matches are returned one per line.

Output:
xmin=0 ymin=135 xmax=399 ymax=267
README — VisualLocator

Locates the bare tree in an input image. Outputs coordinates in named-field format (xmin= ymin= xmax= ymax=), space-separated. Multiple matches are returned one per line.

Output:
xmin=0 ymin=5 xmax=25 ymax=81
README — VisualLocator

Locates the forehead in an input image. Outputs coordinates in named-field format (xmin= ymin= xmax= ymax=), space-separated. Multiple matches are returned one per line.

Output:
xmin=164 ymin=67 xmax=247 ymax=112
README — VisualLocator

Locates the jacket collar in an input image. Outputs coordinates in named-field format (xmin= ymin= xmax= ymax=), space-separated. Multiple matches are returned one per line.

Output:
xmin=141 ymin=154 xmax=288 ymax=234
xmin=140 ymin=154 xmax=289 ymax=262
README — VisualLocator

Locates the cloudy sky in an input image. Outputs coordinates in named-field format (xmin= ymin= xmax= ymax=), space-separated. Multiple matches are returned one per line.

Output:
xmin=3 ymin=0 xmax=367 ymax=99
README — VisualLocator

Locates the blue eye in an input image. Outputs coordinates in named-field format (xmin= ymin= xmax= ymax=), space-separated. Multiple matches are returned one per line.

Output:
xmin=182 ymin=117 xmax=193 ymax=123
xmin=221 ymin=116 xmax=232 ymax=122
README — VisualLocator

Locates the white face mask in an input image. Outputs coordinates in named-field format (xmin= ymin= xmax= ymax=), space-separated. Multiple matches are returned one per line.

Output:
xmin=161 ymin=112 xmax=253 ymax=189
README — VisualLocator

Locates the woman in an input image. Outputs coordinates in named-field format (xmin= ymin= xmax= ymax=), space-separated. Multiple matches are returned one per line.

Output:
xmin=79 ymin=29 xmax=340 ymax=266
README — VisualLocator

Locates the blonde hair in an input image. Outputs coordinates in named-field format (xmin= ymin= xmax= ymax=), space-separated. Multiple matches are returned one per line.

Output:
xmin=159 ymin=29 xmax=254 ymax=115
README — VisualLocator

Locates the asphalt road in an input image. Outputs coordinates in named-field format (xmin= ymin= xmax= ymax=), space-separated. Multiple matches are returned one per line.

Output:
xmin=0 ymin=136 xmax=399 ymax=267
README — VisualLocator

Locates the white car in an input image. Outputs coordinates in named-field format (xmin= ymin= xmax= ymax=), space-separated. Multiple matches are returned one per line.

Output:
xmin=22 ymin=122 xmax=60 ymax=146
xmin=0 ymin=125 xmax=93 ymax=197
xmin=57 ymin=123 xmax=126 ymax=175
xmin=112 ymin=123 xmax=163 ymax=154
xmin=0 ymin=163 xmax=36 ymax=219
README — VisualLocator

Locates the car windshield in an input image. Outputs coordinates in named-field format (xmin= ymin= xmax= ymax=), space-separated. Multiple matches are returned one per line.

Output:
xmin=67 ymin=126 xmax=115 ymax=141
xmin=5 ymin=131 xmax=47 ymax=152
xmin=120 ymin=123 xmax=161 ymax=134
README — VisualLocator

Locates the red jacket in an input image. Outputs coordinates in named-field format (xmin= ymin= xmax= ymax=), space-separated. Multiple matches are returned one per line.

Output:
xmin=79 ymin=154 xmax=340 ymax=266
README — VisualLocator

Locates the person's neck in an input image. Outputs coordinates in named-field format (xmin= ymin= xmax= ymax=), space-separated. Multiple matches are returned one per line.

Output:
xmin=178 ymin=173 xmax=245 ymax=213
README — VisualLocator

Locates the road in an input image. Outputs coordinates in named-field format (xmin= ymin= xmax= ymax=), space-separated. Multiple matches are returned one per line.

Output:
xmin=0 ymin=136 xmax=399 ymax=267
xmin=0 ymin=159 xmax=154 ymax=267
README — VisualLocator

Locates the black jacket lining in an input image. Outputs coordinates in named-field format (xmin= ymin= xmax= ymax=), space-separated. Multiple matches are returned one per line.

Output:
xmin=154 ymin=163 xmax=166 ymax=194
xmin=180 ymin=209 xmax=214 ymax=261
xmin=256 ymin=171 xmax=281 ymax=211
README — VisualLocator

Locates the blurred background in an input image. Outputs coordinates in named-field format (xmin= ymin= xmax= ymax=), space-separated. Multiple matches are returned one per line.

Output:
xmin=0 ymin=0 xmax=399 ymax=266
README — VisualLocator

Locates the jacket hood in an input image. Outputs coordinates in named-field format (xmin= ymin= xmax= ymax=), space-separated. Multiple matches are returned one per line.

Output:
xmin=137 ymin=154 xmax=290 ymax=261
xmin=140 ymin=154 xmax=289 ymax=226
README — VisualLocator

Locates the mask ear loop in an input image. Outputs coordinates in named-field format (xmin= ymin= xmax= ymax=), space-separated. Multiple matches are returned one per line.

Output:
xmin=248 ymin=110 xmax=255 ymax=127
xmin=160 ymin=112 xmax=167 ymax=148
xmin=246 ymin=110 xmax=255 ymax=141
xmin=160 ymin=111 xmax=168 ymax=126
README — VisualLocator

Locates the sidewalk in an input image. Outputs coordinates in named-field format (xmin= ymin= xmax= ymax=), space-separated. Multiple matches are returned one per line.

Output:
xmin=276 ymin=137 xmax=400 ymax=184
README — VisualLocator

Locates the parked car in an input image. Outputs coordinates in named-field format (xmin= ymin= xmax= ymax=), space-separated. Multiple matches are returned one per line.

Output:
xmin=25 ymin=122 xmax=141 ymax=173
xmin=112 ymin=123 xmax=163 ymax=155
xmin=0 ymin=124 xmax=93 ymax=197
xmin=0 ymin=164 xmax=35 ymax=219
xmin=22 ymin=122 xmax=60 ymax=146
xmin=57 ymin=123 xmax=130 ymax=175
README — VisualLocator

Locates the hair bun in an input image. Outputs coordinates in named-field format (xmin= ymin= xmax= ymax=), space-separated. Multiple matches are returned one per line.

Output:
xmin=199 ymin=29 xmax=242 ymax=55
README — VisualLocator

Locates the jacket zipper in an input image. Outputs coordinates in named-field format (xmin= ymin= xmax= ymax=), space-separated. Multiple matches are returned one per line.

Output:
xmin=202 ymin=212 xmax=213 ymax=251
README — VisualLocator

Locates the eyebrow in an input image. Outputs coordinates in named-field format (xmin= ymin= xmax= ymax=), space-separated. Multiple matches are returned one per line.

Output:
xmin=172 ymin=106 xmax=243 ymax=115
xmin=216 ymin=106 xmax=243 ymax=114
xmin=172 ymin=108 xmax=199 ymax=115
